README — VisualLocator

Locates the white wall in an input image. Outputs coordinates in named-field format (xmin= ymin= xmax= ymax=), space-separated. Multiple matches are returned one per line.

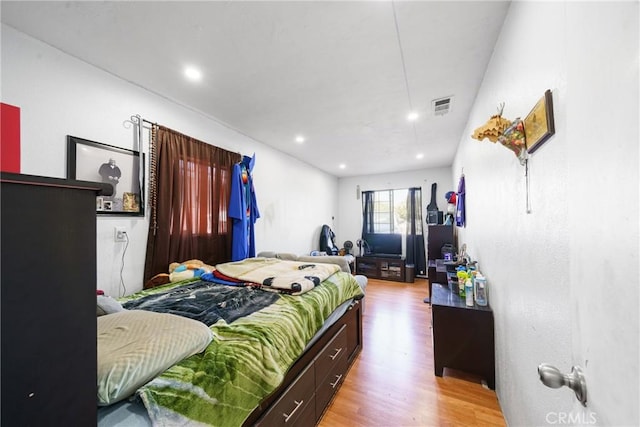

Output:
xmin=2 ymin=25 xmax=338 ymax=297
xmin=337 ymin=167 xmax=453 ymax=261
xmin=453 ymin=2 xmax=638 ymax=426
xmin=3 ymin=3 xmax=639 ymax=423
xmin=565 ymin=2 xmax=639 ymax=426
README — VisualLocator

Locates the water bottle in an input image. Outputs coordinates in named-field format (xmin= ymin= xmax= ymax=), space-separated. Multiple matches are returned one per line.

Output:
xmin=465 ymin=278 xmax=474 ymax=306
xmin=475 ymin=275 xmax=488 ymax=306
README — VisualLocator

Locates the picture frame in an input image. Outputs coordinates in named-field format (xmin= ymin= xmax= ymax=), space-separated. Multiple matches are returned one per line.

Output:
xmin=67 ymin=135 xmax=144 ymax=216
xmin=524 ymin=89 xmax=555 ymax=154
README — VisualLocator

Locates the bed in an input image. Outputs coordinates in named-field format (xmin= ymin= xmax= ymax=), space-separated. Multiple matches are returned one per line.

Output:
xmin=97 ymin=257 xmax=365 ymax=426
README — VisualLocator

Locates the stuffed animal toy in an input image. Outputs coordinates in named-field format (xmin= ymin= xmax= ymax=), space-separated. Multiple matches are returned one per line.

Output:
xmin=144 ymin=273 xmax=170 ymax=289
xmin=168 ymin=259 xmax=215 ymax=283
xmin=144 ymin=259 xmax=217 ymax=289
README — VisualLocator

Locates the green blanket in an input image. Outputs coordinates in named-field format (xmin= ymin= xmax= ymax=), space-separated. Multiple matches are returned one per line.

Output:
xmin=133 ymin=270 xmax=363 ymax=426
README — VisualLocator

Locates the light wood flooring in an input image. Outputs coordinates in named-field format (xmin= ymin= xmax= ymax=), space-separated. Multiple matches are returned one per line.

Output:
xmin=318 ymin=278 xmax=506 ymax=427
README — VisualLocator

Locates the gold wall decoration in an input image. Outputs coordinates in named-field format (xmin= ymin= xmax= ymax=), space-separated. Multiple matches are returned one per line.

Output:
xmin=472 ymin=114 xmax=511 ymax=143
xmin=524 ymin=90 xmax=555 ymax=154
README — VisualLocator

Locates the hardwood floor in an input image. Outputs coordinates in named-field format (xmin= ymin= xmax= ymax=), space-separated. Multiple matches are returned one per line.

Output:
xmin=319 ymin=278 xmax=505 ymax=427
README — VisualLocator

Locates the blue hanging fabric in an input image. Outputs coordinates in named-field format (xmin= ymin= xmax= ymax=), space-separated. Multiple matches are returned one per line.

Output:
xmin=230 ymin=153 xmax=260 ymax=261
xmin=455 ymin=173 xmax=466 ymax=227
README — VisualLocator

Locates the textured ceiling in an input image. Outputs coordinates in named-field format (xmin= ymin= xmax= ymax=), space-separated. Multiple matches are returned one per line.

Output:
xmin=1 ymin=1 xmax=510 ymax=177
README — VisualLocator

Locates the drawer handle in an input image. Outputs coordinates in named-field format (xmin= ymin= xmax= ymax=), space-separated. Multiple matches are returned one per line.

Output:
xmin=330 ymin=374 xmax=343 ymax=388
xmin=282 ymin=400 xmax=304 ymax=423
xmin=329 ymin=347 xmax=343 ymax=360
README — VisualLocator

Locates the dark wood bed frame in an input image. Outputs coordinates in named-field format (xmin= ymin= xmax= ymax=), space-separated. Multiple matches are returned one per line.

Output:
xmin=244 ymin=298 xmax=363 ymax=426
xmin=1 ymin=173 xmax=363 ymax=426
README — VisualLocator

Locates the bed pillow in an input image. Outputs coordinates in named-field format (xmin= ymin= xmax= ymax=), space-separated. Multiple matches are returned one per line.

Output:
xmin=97 ymin=295 xmax=125 ymax=316
xmin=97 ymin=310 xmax=213 ymax=406
xmin=298 ymin=255 xmax=351 ymax=273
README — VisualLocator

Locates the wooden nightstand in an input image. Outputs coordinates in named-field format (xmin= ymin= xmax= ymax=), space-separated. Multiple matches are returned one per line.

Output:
xmin=431 ymin=283 xmax=495 ymax=389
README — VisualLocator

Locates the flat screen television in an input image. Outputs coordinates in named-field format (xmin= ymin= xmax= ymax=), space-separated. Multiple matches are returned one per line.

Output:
xmin=362 ymin=233 xmax=402 ymax=257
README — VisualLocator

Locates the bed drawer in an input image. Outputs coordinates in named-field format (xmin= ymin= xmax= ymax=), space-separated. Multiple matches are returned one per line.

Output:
xmin=314 ymin=324 xmax=347 ymax=385
xmin=255 ymin=362 xmax=315 ymax=427
xmin=293 ymin=394 xmax=316 ymax=426
xmin=315 ymin=347 xmax=347 ymax=422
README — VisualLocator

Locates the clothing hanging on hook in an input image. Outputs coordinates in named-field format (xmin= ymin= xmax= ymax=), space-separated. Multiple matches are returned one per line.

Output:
xmin=456 ymin=173 xmax=466 ymax=227
xmin=230 ymin=153 xmax=260 ymax=261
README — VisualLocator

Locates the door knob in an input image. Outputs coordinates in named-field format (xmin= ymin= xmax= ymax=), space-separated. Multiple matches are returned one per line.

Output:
xmin=538 ymin=364 xmax=587 ymax=406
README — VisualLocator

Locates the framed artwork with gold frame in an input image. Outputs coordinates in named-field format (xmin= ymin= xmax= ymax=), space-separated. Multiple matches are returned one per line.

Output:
xmin=524 ymin=89 xmax=555 ymax=154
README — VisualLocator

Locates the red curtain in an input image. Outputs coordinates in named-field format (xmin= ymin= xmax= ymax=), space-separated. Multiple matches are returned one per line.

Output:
xmin=144 ymin=125 xmax=241 ymax=282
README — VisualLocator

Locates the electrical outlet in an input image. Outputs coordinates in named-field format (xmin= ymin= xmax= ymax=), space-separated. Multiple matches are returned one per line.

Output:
xmin=114 ymin=227 xmax=127 ymax=242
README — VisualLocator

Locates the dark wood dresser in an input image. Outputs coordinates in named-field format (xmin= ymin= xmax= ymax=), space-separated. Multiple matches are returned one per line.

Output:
xmin=431 ymin=283 xmax=495 ymax=389
xmin=1 ymin=172 xmax=111 ymax=426
xmin=426 ymin=224 xmax=455 ymax=301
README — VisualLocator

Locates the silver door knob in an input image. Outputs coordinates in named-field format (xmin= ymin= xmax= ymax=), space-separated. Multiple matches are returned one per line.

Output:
xmin=538 ymin=363 xmax=587 ymax=406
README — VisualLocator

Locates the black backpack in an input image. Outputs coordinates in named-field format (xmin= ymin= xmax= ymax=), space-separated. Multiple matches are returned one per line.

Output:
xmin=319 ymin=225 xmax=339 ymax=255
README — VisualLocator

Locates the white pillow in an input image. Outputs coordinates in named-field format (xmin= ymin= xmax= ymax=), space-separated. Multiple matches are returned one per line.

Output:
xmin=97 ymin=295 xmax=124 ymax=316
xmin=97 ymin=310 xmax=213 ymax=406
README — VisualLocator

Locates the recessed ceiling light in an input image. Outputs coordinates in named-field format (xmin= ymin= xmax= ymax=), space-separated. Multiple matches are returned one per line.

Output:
xmin=416 ymin=153 xmax=424 ymax=159
xmin=295 ymin=135 xmax=305 ymax=143
xmin=407 ymin=112 xmax=419 ymax=121
xmin=184 ymin=66 xmax=202 ymax=82
xmin=339 ymin=164 xmax=346 ymax=169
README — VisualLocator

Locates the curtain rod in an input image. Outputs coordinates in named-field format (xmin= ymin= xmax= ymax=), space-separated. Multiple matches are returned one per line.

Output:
xmin=129 ymin=114 xmax=149 ymax=217
xmin=129 ymin=113 xmax=242 ymax=157
xmin=130 ymin=114 xmax=156 ymax=128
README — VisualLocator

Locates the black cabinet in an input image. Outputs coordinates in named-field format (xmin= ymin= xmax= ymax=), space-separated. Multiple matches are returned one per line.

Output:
xmin=426 ymin=225 xmax=454 ymax=301
xmin=431 ymin=284 xmax=495 ymax=389
xmin=1 ymin=173 xmax=110 ymax=426
xmin=355 ymin=256 xmax=406 ymax=282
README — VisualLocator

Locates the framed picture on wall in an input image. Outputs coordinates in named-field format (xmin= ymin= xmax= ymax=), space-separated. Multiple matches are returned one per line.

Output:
xmin=66 ymin=135 xmax=144 ymax=216
xmin=524 ymin=89 xmax=555 ymax=154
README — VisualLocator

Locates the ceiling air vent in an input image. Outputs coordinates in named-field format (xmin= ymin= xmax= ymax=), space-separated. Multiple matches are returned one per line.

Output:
xmin=432 ymin=96 xmax=452 ymax=116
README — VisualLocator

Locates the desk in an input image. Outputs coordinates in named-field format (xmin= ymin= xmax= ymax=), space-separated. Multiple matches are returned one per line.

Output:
xmin=431 ymin=283 xmax=495 ymax=389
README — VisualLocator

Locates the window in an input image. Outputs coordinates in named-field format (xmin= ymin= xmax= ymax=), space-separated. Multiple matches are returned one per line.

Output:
xmin=372 ymin=190 xmax=393 ymax=232
xmin=362 ymin=189 xmax=409 ymax=234
xmin=175 ymin=158 xmax=230 ymax=235
xmin=362 ymin=187 xmax=425 ymax=274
